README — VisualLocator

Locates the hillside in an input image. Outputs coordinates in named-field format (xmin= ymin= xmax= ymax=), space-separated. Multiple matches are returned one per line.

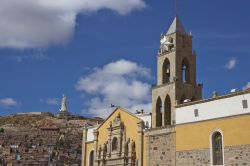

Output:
xmin=0 ymin=113 xmax=102 ymax=165
xmin=0 ymin=113 xmax=99 ymax=130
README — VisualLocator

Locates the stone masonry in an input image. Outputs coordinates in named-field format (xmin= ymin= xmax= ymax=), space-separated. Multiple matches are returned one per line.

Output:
xmin=145 ymin=127 xmax=175 ymax=166
xmin=176 ymin=144 xmax=250 ymax=166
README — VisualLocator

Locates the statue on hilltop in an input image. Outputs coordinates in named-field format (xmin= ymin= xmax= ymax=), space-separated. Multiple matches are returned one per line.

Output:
xmin=60 ymin=94 xmax=67 ymax=112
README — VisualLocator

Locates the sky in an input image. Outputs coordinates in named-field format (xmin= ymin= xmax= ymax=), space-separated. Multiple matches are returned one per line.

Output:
xmin=0 ymin=0 xmax=249 ymax=117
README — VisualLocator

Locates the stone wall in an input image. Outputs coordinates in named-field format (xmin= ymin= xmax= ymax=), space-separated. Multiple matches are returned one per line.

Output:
xmin=145 ymin=127 xmax=175 ymax=166
xmin=224 ymin=144 xmax=250 ymax=165
xmin=176 ymin=144 xmax=250 ymax=166
xmin=176 ymin=149 xmax=210 ymax=166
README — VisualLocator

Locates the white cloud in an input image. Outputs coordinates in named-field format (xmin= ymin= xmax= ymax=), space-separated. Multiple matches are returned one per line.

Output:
xmin=75 ymin=59 xmax=151 ymax=117
xmin=0 ymin=98 xmax=20 ymax=107
xmin=0 ymin=0 xmax=146 ymax=49
xmin=46 ymin=98 xmax=59 ymax=106
xmin=224 ymin=57 xmax=238 ymax=70
xmin=243 ymin=82 xmax=250 ymax=90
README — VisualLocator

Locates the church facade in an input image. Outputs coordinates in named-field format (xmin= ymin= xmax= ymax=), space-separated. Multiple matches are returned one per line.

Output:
xmin=82 ymin=16 xmax=250 ymax=166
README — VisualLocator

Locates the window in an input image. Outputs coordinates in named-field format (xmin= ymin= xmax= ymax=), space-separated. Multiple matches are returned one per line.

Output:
xmin=164 ymin=95 xmax=171 ymax=125
xmin=145 ymin=121 xmax=149 ymax=128
xmin=181 ymin=58 xmax=190 ymax=83
xmin=162 ymin=58 xmax=170 ymax=84
xmin=242 ymin=100 xmax=248 ymax=109
xmin=211 ymin=131 xmax=224 ymax=165
xmin=112 ymin=137 xmax=118 ymax=151
xmin=156 ymin=97 xmax=163 ymax=127
xmin=194 ymin=109 xmax=199 ymax=117
xmin=89 ymin=150 xmax=94 ymax=166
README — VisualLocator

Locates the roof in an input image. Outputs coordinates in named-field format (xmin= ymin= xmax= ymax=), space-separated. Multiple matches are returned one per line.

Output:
xmin=166 ymin=15 xmax=187 ymax=35
xmin=176 ymin=88 xmax=250 ymax=108
xmin=96 ymin=107 xmax=142 ymax=130
xmin=40 ymin=125 xmax=59 ymax=130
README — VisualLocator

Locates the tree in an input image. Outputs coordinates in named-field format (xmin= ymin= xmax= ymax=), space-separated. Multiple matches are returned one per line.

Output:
xmin=0 ymin=128 xmax=4 ymax=133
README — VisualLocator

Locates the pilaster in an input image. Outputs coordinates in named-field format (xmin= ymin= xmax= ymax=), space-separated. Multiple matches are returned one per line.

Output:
xmin=93 ymin=130 xmax=99 ymax=166
xmin=81 ymin=128 xmax=87 ymax=166
xmin=137 ymin=121 xmax=144 ymax=166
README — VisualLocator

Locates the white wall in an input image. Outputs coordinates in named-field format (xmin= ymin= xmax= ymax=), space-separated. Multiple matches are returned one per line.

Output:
xmin=176 ymin=93 xmax=250 ymax=124
xmin=136 ymin=113 xmax=152 ymax=129
xmin=86 ymin=126 xmax=98 ymax=142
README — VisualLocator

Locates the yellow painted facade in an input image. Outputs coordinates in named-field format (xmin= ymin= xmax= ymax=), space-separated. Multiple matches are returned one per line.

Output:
xmin=176 ymin=114 xmax=250 ymax=151
xmin=84 ymin=142 xmax=94 ymax=166
xmin=83 ymin=108 xmax=144 ymax=165
xmin=97 ymin=108 xmax=142 ymax=158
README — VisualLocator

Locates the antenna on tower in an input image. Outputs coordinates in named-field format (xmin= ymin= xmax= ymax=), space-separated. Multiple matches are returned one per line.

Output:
xmin=175 ymin=0 xmax=178 ymax=16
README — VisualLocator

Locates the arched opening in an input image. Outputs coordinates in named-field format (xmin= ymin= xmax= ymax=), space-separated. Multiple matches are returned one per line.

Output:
xmin=180 ymin=95 xmax=186 ymax=104
xmin=156 ymin=97 xmax=163 ymax=127
xmin=211 ymin=131 xmax=224 ymax=165
xmin=112 ymin=137 xmax=118 ymax=151
xmin=167 ymin=37 xmax=174 ymax=51
xmin=89 ymin=150 xmax=94 ymax=166
xmin=164 ymin=95 xmax=171 ymax=125
xmin=181 ymin=58 xmax=190 ymax=83
xmin=162 ymin=58 xmax=170 ymax=84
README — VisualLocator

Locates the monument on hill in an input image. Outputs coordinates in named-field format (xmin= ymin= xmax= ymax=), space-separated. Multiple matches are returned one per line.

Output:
xmin=58 ymin=94 xmax=71 ymax=118
xmin=60 ymin=94 xmax=67 ymax=112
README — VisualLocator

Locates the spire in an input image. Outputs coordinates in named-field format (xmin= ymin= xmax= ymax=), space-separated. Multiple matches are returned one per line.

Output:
xmin=166 ymin=15 xmax=187 ymax=35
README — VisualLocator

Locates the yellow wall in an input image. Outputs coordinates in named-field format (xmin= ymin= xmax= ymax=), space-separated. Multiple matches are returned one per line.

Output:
xmin=176 ymin=114 xmax=250 ymax=151
xmin=143 ymin=134 xmax=147 ymax=166
xmin=97 ymin=108 xmax=141 ymax=158
xmin=85 ymin=142 xmax=94 ymax=166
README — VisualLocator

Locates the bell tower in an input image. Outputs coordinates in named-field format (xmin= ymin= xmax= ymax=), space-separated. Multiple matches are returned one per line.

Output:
xmin=152 ymin=16 xmax=202 ymax=128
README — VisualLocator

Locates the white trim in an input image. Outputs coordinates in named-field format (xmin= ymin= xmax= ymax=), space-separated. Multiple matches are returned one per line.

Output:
xmin=87 ymin=149 xmax=94 ymax=166
xmin=209 ymin=129 xmax=225 ymax=166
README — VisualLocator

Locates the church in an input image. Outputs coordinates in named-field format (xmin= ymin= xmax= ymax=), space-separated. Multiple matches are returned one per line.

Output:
xmin=81 ymin=15 xmax=250 ymax=166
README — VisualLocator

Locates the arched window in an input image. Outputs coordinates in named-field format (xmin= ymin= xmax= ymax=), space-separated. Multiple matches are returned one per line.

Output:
xmin=211 ymin=131 xmax=224 ymax=165
xmin=112 ymin=137 xmax=118 ymax=151
xmin=164 ymin=95 xmax=171 ymax=125
xmin=182 ymin=58 xmax=190 ymax=83
xmin=156 ymin=97 xmax=163 ymax=127
xmin=89 ymin=150 xmax=94 ymax=166
xmin=162 ymin=58 xmax=170 ymax=84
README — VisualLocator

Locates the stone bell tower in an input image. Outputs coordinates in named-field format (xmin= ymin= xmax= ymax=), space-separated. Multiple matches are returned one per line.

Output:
xmin=152 ymin=16 xmax=202 ymax=128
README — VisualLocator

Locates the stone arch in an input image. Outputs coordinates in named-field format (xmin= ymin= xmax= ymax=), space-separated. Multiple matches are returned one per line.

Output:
xmin=156 ymin=97 xmax=163 ymax=127
xmin=162 ymin=58 xmax=170 ymax=84
xmin=88 ymin=150 xmax=94 ymax=166
xmin=164 ymin=95 xmax=171 ymax=125
xmin=181 ymin=58 xmax=190 ymax=83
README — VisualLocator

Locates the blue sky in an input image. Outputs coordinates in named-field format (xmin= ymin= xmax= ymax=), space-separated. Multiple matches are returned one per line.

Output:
xmin=0 ymin=0 xmax=249 ymax=117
